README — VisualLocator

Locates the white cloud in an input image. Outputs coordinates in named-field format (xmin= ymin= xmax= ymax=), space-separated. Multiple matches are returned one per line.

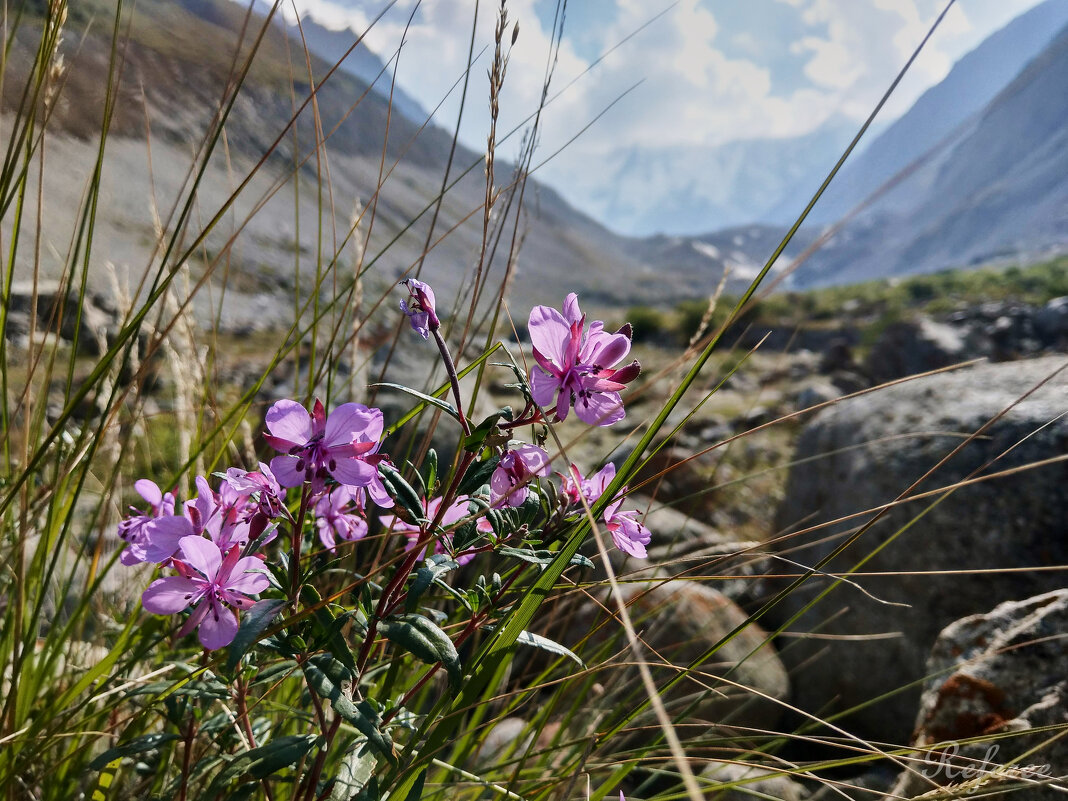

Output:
xmin=267 ymin=0 xmax=1051 ymax=228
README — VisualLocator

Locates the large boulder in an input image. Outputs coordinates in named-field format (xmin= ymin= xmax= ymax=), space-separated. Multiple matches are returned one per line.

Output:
xmin=764 ymin=356 xmax=1068 ymax=742
xmin=864 ymin=317 xmax=968 ymax=383
xmin=891 ymin=590 xmax=1068 ymax=799
xmin=579 ymin=580 xmax=789 ymax=741
xmin=4 ymin=280 xmax=116 ymax=355
xmin=602 ymin=503 xmax=766 ymax=605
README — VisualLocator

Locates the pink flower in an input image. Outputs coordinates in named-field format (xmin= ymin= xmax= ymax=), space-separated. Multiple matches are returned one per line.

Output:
xmin=383 ymin=495 xmax=478 ymax=566
xmin=313 ymin=486 xmax=368 ymax=551
xmin=117 ymin=479 xmax=194 ymax=566
xmin=563 ymin=463 xmax=651 ymax=559
xmin=528 ymin=294 xmax=640 ymax=426
xmin=490 ymin=444 xmax=551 ymax=507
xmin=399 ymin=279 xmax=439 ymax=339
xmin=186 ymin=475 xmax=252 ymax=553
xmin=141 ymin=536 xmax=270 ymax=650
xmin=224 ymin=462 xmax=287 ymax=518
xmin=264 ymin=399 xmax=392 ymax=503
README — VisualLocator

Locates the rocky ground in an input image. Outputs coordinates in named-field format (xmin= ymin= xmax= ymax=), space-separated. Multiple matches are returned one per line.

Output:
xmin=8 ymin=268 xmax=1068 ymax=798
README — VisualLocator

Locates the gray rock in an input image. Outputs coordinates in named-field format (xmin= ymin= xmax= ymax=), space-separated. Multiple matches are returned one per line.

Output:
xmin=583 ymin=580 xmax=789 ymax=741
xmin=1034 ymin=296 xmax=1068 ymax=345
xmin=5 ymin=279 xmax=117 ymax=355
xmin=795 ymin=380 xmax=841 ymax=413
xmin=891 ymin=590 xmax=1068 ymax=800
xmin=764 ymin=356 xmax=1068 ymax=742
xmin=606 ymin=503 xmax=766 ymax=604
xmin=865 ymin=317 xmax=968 ymax=383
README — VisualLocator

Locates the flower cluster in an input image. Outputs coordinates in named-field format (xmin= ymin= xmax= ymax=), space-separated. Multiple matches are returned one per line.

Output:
xmin=120 ymin=287 xmax=651 ymax=651
xmin=122 ymin=399 xmax=396 ymax=650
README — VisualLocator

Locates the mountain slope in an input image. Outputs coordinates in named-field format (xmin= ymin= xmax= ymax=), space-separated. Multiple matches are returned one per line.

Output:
xmin=794 ymin=22 xmax=1068 ymax=288
xmin=6 ymin=0 xmax=772 ymax=330
xmin=802 ymin=0 xmax=1068 ymax=226
xmin=572 ymin=117 xmax=856 ymax=237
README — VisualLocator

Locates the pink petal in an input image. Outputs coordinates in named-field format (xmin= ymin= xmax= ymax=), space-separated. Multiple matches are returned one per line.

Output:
xmin=142 ymin=515 xmax=195 ymax=563
xmin=178 ymin=535 xmax=223 ymax=579
xmin=265 ymin=400 xmax=312 ymax=447
xmin=561 ymin=293 xmax=582 ymax=325
xmin=583 ymin=330 xmax=631 ymax=369
xmin=527 ymin=305 xmax=572 ymax=366
xmin=490 ymin=467 xmax=513 ymax=500
xmin=439 ymin=496 xmax=471 ymax=526
xmin=142 ymin=576 xmax=201 ymax=614
xmin=226 ymin=557 xmax=271 ymax=594
xmin=366 ymin=477 xmax=394 ymax=508
xmin=610 ymin=514 xmax=650 ymax=559
xmin=317 ymin=519 xmax=337 ymax=551
xmin=328 ymin=457 xmax=377 ymax=488
xmin=574 ymin=391 xmax=624 ymax=426
xmin=530 ymin=368 xmax=561 ymax=408
xmin=197 ymin=602 xmax=239 ymax=650
xmin=515 ymin=444 xmax=551 ymax=477
xmin=135 ymin=479 xmax=163 ymax=508
xmin=324 ymin=403 xmax=379 ymax=447
xmin=270 ymin=455 xmax=305 ymax=488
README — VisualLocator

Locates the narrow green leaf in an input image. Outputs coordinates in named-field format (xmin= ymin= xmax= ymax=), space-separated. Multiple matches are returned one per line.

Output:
xmin=403 ymin=769 xmax=427 ymax=801
xmin=378 ymin=463 xmax=426 ymax=524
xmin=456 ymin=456 xmax=500 ymax=497
xmin=515 ymin=630 xmax=586 ymax=668
xmin=406 ymin=555 xmax=460 ymax=612
xmin=424 ymin=449 xmax=438 ymax=495
xmin=379 ymin=613 xmax=462 ymax=691
xmin=204 ymin=735 xmax=317 ymax=795
xmin=252 ymin=659 xmax=299 ymax=685
xmin=462 ymin=408 xmax=513 ymax=452
xmin=89 ymin=733 xmax=180 ymax=771
xmin=302 ymin=662 xmax=396 ymax=763
xmin=302 ymin=585 xmax=358 ymax=672
xmin=368 ymin=382 xmax=458 ymax=420
xmin=330 ymin=741 xmax=378 ymax=801
xmin=497 ymin=547 xmax=593 ymax=570
xmin=227 ymin=599 xmax=285 ymax=674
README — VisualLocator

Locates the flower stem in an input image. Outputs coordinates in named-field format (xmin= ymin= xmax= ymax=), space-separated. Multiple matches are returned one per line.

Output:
xmin=431 ymin=328 xmax=471 ymax=437
xmin=290 ymin=484 xmax=310 ymax=602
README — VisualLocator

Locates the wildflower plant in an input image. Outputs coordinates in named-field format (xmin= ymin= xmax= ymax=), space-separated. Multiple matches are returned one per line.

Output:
xmin=112 ymin=285 xmax=650 ymax=797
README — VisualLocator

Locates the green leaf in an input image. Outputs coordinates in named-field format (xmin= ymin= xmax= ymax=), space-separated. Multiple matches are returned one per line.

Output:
xmin=302 ymin=662 xmax=396 ymax=764
xmin=514 ymin=630 xmax=586 ymax=668
xmin=424 ymin=449 xmax=438 ymax=495
xmin=204 ymin=735 xmax=317 ymax=795
xmin=378 ymin=463 xmax=426 ymax=524
xmin=497 ymin=547 xmax=594 ymax=570
xmin=252 ymin=659 xmax=299 ymax=685
xmin=90 ymin=733 xmax=180 ymax=771
xmin=330 ymin=741 xmax=378 ymax=801
xmin=462 ymin=408 xmax=513 ymax=452
xmin=379 ymin=613 xmax=462 ymax=691
xmin=301 ymin=585 xmax=358 ymax=673
xmin=406 ymin=554 xmax=460 ymax=612
xmin=403 ymin=769 xmax=427 ymax=801
xmin=226 ymin=599 xmax=286 ymax=674
xmin=368 ymin=382 xmax=458 ymax=420
xmin=455 ymin=455 xmax=500 ymax=497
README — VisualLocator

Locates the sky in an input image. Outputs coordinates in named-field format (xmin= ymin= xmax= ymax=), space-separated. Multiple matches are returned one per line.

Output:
xmin=276 ymin=0 xmax=1049 ymax=223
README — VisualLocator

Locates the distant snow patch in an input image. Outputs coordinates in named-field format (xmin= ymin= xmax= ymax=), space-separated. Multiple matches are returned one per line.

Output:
xmin=691 ymin=241 xmax=721 ymax=260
